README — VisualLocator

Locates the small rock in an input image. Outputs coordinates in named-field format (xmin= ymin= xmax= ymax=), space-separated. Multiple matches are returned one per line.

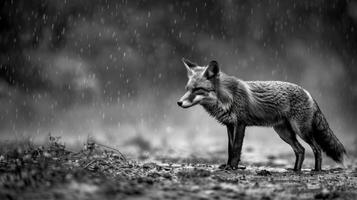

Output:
xmin=256 ymin=170 xmax=272 ymax=176
xmin=190 ymin=185 xmax=200 ymax=192
xmin=143 ymin=162 xmax=157 ymax=169
xmin=162 ymin=173 xmax=172 ymax=179
xmin=211 ymin=184 xmax=222 ymax=190
xmin=238 ymin=165 xmax=247 ymax=170
xmin=147 ymin=172 xmax=161 ymax=178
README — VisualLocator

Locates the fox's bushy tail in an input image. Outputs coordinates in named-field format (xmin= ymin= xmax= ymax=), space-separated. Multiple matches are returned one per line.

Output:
xmin=312 ymin=103 xmax=346 ymax=163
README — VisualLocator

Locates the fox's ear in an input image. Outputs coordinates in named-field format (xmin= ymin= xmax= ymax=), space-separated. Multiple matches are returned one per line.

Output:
xmin=182 ymin=58 xmax=197 ymax=76
xmin=203 ymin=60 xmax=219 ymax=79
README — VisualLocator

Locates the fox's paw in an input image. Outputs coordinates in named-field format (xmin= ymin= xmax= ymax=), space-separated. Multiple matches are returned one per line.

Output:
xmin=218 ymin=163 xmax=236 ymax=170
xmin=286 ymin=168 xmax=303 ymax=173
xmin=311 ymin=168 xmax=322 ymax=172
xmin=225 ymin=165 xmax=237 ymax=170
xmin=218 ymin=163 xmax=228 ymax=169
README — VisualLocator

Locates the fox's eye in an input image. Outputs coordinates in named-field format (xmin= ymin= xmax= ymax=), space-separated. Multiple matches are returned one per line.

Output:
xmin=193 ymin=88 xmax=208 ymax=95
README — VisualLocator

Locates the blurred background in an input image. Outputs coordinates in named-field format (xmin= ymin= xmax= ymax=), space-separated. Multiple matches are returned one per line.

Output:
xmin=1 ymin=0 xmax=356 ymax=157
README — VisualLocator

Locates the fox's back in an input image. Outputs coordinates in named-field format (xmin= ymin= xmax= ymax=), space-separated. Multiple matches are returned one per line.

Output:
xmin=246 ymin=80 xmax=312 ymax=109
xmin=243 ymin=80 xmax=314 ymax=126
xmin=247 ymin=80 xmax=308 ymax=107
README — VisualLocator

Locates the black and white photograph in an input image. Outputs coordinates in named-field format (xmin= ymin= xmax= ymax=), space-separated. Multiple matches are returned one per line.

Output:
xmin=1 ymin=0 xmax=357 ymax=199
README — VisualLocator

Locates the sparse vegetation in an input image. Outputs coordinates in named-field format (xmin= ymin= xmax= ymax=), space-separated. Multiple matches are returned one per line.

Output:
xmin=0 ymin=135 xmax=356 ymax=200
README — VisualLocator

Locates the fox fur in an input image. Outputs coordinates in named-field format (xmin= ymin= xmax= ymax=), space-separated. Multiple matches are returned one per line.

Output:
xmin=178 ymin=58 xmax=346 ymax=171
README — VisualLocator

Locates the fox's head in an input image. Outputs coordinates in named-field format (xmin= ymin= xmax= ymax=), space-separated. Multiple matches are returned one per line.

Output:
xmin=177 ymin=58 xmax=220 ymax=108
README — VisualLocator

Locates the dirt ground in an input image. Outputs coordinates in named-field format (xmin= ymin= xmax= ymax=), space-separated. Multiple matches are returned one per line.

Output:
xmin=0 ymin=136 xmax=356 ymax=200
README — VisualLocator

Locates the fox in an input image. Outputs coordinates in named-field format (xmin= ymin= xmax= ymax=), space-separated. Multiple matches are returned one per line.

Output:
xmin=177 ymin=58 xmax=346 ymax=171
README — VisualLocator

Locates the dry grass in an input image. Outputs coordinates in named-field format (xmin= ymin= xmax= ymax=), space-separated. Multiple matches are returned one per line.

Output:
xmin=0 ymin=135 xmax=356 ymax=200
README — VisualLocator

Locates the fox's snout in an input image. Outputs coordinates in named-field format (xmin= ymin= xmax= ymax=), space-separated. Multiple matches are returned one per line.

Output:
xmin=177 ymin=91 xmax=192 ymax=108
xmin=177 ymin=97 xmax=194 ymax=108
xmin=177 ymin=99 xmax=196 ymax=108
xmin=177 ymin=91 xmax=206 ymax=108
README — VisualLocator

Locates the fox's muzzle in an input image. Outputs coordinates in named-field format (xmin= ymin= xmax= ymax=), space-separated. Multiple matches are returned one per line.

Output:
xmin=177 ymin=91 xmax=203 ymax=108
xmin=177 ymin=91 xmax=193 ymax=108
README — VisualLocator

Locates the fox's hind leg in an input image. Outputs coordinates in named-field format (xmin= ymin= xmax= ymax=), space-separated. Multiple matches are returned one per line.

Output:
xmin=305 ymin=138 xmax=322 ymax=171
xmin=273 ymin=122 xmax=305 ymax=171
xmin=292 ymin=123 xmax=322 ymax=171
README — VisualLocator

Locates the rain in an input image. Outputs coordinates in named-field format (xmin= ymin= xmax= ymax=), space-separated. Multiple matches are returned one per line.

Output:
xmin=0 ymin=0 xmax=357 ymax=199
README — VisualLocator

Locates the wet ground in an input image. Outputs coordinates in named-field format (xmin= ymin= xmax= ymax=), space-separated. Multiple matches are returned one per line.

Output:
xmin=0 ymin=137 xmax=356 ymax=200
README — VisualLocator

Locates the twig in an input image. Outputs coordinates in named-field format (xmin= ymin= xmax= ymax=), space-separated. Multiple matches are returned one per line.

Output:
xmin=95 ymin=143 xmax=128 ymax=163
xmin=83 ymin=159 xmax=98 ymax=169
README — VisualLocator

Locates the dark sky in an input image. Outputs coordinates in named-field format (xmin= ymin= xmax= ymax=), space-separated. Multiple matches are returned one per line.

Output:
xmin=0 ymin=0 xmax=356 ymax=149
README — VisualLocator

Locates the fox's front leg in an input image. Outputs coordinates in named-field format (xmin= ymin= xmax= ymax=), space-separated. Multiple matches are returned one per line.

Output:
xmin=219 ymin=124 xmax=234 ymax=169
xmin=220 ymin=123 xmax=246 ymax=170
